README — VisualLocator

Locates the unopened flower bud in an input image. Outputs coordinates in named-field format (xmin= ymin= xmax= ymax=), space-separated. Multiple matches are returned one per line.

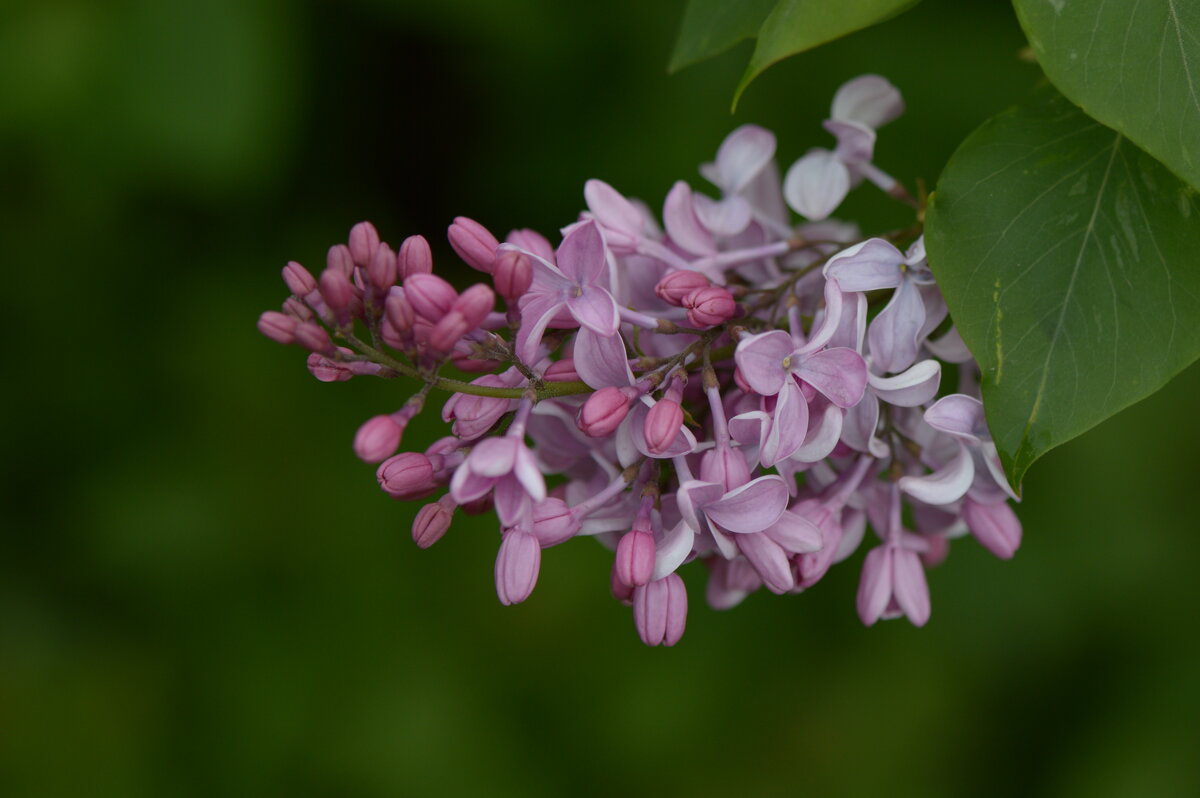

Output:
xmin=353 ymin=414 xmax=405 ymax=463
xmin=367 ymin=243 xmax=398 ymax=293
xmin=412 ymin=499 xmax=454 ymax=548
xmin=684 ymin=285 xmax=737 ymax=327
xmin=506 ymin=228 xmax=556 ymax=263
xmin=282 ymin=297 xmax=313 ymax=321
xmin=430 ymin=284 xmax=493 ymax=353
xmin=633 ymin=573 xmax=688 ymax=646
xmin=655 ymin=270 xmax=710 ymax=306
xmin=348 ymin=221 xmax=380 ymax=267
xmin=257 ymin=311 xmax=297 ymax=344
xmin=384 ymin=287 xmax=415 ymax=332
xmin=294 ymin=321 xmax=335 ymax=354
xmin=543 ymin=359 xmax=580 ymax=382
xmin=492 ymin=249 xmax=533 ymax=300
xmin=611 ymin=563 xmax=635 ymax=604
xmin=404 ymin=273 xmax=457 ymax=321
xmin=282 ymin=261 xmax=317 ymax=296
xmin=448 ymin=216 xmax=499 ymax=273
xmin=578 ymin=386 xmax=631 ymax=437
xmin=644 ymin=399 xmax=684 ymax=454
xmin=531 ymin=498 xmax=581 ymax=547
xmin=495 ymin=529 xmax=541 ymax=605
xmin=319 ymin=268 xmax=355 ymax=316
xmin=326 ymin=244 xmax=355 ymax=277
xmin=376 ymin=452 xmax=437 ymax=499
xmin=306 ymin=352 xmax=353 ymax=382
xmin=398 ymin=234 xmax=433 ymax=279
xmin=615 ymin=529 xmax=656 ymax=587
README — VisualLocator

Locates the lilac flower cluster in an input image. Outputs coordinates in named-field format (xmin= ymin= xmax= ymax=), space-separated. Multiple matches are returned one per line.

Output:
xmin=258 ymin=76 xmax=1021 ymax=645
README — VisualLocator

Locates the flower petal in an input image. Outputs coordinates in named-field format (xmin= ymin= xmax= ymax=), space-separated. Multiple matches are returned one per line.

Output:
xmin=870 ymin=359 xmax=941 ymax=407
xmin=924 ymin=394 xmax=985 ymax=441
xmin=714 ymin=124 xmax=777 ymax=193
xmin=516 ymin=293 xmax=567 ymax=364
xmin=704 ymin=475 xmax=789 ymax=534
xmin=783 ymin=149 xmax=851 ymax=221
xmin=856 ymin=545 xmax=893 ymax=626
xmin=566 ymin=284 xmax=620 ymax=336
xmin=693 ymin=194 xmax=752 ymax=237
xmin=760 ymin=378 xmax=810 ymax=467
xmin=831 ymin=74 xmax=904 ymax=129
xmin=793 ymin=400 xmax=843 ymax=463
xmin=734 ymin=330 xmax=794 ymax=396
xmin=663 ymin=181 xmax=715 ymax=256
xmin=962 ymin=497 xmax=1022 ymax=559
xmin=583 ymin=181 xmax=642 ymax=244
xmin=899 ymin=442 xmax=975 ymax=505
xmin=736 ymin=533 xmax=794 ymax=593
xmin=573 ymin=325 xmax=633 ymax=389
xmin=652 ymin=519 xmax=695 ymax=581
xmin=823 ymin=119 xmax=876 ymax=164
xmin=891 ymin=547 xmax=930 ymax=626
xmin=823 ymin=238 xmax=904 ymax=292
xmin=868 ymin=276 xmax=925 ymax=373
xmin=795 ymin=347 xmax=868 ymax=408
xmin=764 ymin=510 xmax=823 ymax=554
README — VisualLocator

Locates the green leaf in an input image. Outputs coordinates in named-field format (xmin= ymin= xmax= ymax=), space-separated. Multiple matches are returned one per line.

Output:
xmin=734 ymin=0 xmax=921 ymax=108
xmin=668 ymin=0 xmax=778 ymax=74
xmin=1014 ymin=0 xmax=1200 ymax=192
xmin=925 ymin=87 xmax=1200 ymax=491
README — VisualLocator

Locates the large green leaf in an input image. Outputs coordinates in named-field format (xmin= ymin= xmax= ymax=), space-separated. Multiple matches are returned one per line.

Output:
xmin=668 ymin=0 xmax=777 ymax=74
xmin=669 ymin=0 xmax=922 ymax=107
xmin=925 ymin=87 xmax=1200 ymax=490
xmin=734 ymin=0 xmax=921 ymax=107
xmin=1014 ymin=0 xmax=1200 ymax=192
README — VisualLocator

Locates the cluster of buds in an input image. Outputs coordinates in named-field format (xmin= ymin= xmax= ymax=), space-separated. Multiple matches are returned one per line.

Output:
xmin=258 ymin=76 xmax=1021 ymax=646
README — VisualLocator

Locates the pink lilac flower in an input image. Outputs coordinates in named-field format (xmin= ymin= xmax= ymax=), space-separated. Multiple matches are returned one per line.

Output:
xmin=257 ymin=75 xmax=1025 ymax=646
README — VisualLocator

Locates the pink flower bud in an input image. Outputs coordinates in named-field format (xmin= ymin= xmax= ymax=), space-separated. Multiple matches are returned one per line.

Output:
xmin=367 ymin=243 xmax=398 ymax=293
xmin=294 ymin=321 xmax=334 ymax=354
xmin=492 ymin=249 xmax=533 ymax=301
xmin=319 ymin=268 xmax=355 ymax=315
xmin=531 ymin=498 xmax=581 ymax=547
xmin=577 ymin=386 xmax=631 ymax=437
xmin=306 ymin=352 xmax=354 ymax=382
xmin=453 ymin=284 xmax=495 ymax=330
xmin=376 ymin=452 xmax=437 ymax=500
xmin=384 ymin=287 xmax=415 ymax=332
xmin=543 ymin=359 xmax=580 ymax=382
xmin=506 ymin=228 xmax=556 ymax=263
xmin=655 ymin=270 xmax=710 ymax=306
xmin=326 ymin=244 xmax=355 ymax=277
xmin=257 ymin=311 xmax=297 ymax=344
xmin=684 ymin=285 xmax=737 ymax=327
xmin=611 ymin=563 xmax=635 ymax=604
xmin=348 ymin=221 xmax=380 ymax=267
xmin=403 ymin=273 xmax=457 ymax=321
xmin=412 ymin=499 xmax=453 ymax=549
xmin=448 ymin=216 xmax=500 ymax=273
xmin=633 ymin=573 xmax=687 ymax=646
xmin=353 ymin=414 xmax=405 ymax=463
xmin=644 ymin=399 xmax=684 ymax=454
xmin=398 ymin=234 xmax=433 ymax=279
xmin=282 ymin=261 xmax=317 ymax=295
xmin=282 ymin=297 xmax=313 ymax=321
xmin=615 ymin=529 xmax=656 ymax=587
xmin=429 ymin=313 xmax=470 ymax=353
xmin=962 ymin=498 xmax=1021 ymax=560
xmin=495 ymin=529 xmax=541 ymax=605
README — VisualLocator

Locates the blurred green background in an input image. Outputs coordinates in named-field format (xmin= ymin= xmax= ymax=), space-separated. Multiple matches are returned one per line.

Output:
xmin=3 ymin=0 xmax=1198 ymax=795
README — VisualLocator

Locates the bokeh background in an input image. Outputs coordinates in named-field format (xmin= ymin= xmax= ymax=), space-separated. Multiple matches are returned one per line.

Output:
xmin=3 ymin=0 xmax=1199 ymax=795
